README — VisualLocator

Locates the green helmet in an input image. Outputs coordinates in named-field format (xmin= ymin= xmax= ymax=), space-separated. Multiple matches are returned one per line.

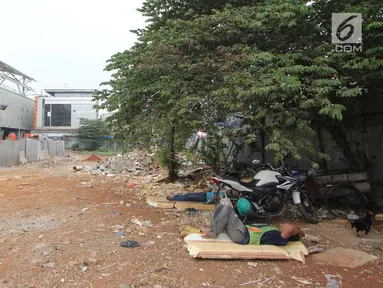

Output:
xmin=237 ymin=198 xmax=252 ymax=216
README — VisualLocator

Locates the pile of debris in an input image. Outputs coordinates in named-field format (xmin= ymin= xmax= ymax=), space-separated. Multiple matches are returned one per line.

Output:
xmin=89 ymin=150 xmax=156 ymax=176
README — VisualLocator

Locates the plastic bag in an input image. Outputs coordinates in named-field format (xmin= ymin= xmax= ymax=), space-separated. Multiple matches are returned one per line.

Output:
xmin=220 ymin=191 xmax=233 ymax=208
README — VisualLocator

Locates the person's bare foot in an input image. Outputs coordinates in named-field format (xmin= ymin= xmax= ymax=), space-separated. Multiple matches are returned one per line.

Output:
xmin=280 ymin=224 xmax=302 ymax=239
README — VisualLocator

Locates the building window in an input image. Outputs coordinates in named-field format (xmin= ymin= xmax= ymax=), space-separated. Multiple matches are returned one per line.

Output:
xmin=44 ymin=104 xmax=72 ymax=127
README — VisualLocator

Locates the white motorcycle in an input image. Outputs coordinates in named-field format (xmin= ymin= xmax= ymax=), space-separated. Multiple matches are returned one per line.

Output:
xmin=210 ymin=159 xmax=318 ymax=224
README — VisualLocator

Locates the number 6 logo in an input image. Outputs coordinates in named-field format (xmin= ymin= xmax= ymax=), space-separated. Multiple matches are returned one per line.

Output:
xmin=336 ymin=15 xmax=358 ymax=42
xmin=332 ymin=13 xmax=362 ymax=44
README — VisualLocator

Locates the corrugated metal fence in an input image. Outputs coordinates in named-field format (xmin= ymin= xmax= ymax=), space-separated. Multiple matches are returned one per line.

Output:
xmin=0 ymin=139 xmax=66 ymax=167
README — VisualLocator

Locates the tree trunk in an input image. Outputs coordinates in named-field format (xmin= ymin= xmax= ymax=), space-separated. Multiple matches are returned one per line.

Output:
xmin=168 ymin=125 xmax=178 ymax=182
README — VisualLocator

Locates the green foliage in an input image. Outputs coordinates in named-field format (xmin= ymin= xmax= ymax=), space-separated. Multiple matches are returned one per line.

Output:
xmin=77 ymin=119 xmax=108 ymax=151
xmin=157 ymin=147 xmax=170 ymax=168
xmin=200 ymin=129 xmax=228 ymax=173
xmin=94 ymin=0 xmax=383 ymax=169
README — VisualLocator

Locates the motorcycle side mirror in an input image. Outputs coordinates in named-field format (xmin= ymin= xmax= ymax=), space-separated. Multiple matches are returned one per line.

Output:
xmin=252 ymin=159 xmax=260 ymax=165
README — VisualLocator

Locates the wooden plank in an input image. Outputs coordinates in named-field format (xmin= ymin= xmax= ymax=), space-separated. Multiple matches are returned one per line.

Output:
xmin=315 ymin=175 xmax=332 ymax=185
xmin=146 ymin=196 xmax=215 ymax=211
xmin=347 ymin=172 xmax=368 ymax=182
xmin=332 ymin=174 xmax=348 ymax=183
xmin=315 ymin=172 xmax=368 ymax=185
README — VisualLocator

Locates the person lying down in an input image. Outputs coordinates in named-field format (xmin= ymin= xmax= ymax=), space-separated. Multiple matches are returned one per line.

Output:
xmin=202 ymin=204 xmax=305 ymax=246
xmin=167 ymin=191 xmax=223 ymax=203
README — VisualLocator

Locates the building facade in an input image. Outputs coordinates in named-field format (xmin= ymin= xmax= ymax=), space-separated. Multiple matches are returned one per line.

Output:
xmin=0 ymin=60 xmax=35 ymax=139
xmin=32 ymin=89 xmax=99 ymax=139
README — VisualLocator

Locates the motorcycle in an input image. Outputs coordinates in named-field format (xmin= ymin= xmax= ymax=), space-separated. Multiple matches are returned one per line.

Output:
xmin=209 ymin=159 xmax=318 ymax=224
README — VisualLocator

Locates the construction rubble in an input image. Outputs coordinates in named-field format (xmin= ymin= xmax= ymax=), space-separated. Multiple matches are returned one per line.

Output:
xmin=78 ymin=151 xmax=157 ymax=176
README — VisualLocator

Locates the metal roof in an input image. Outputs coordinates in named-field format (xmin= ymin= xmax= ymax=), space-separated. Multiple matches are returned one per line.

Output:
xmin=0 ymin=60 xmax=35 ymax=81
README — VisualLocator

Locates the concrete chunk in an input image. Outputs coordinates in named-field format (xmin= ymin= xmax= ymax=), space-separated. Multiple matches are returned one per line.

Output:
xmin=19 ymin=151 xmax=27 ymax=164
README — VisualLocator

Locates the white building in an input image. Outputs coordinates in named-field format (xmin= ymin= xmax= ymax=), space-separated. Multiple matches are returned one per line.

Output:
xmin=32 ymin=89 xmax=99 ymax=139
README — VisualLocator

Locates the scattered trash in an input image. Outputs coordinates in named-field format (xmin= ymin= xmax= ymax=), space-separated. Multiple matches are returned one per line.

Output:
xmin=120 ymin=200 xmax=125 ymax=205
xmin=247 ymin=262 xmax=258 ymax=268
xmin=80 ymin=182 xmax=93 ymax=188
xmin=120 ymin=240 xmax=140 ymax=248
xmin=100 ymin=273 xmax=111 ymax=278
xmin=112 ymin=225 xmax=125 ymax=230
xmin=131 ymin=218 xmax=153 ymax=227
xmin=308 ymin=246 xmax=325 ymax=254
xmin=108 ymin=211 xmax=123 ymax=216
xmin=185 ymin=208 xmax=197 ymax=217
xmin=291 ymin=276 xmax=312 ymax=285
xmin=260 ymin=276 xmax=275 ymax=286
xmin=97 ymin=263 xmax=116 ymax=271
xmin=304 ymin=234 xmax=320 ymax=243
xmin=240 ymin=279 xmax=262 ymax=286
xmin=154 ymin=268 xmax=168 ymax=273
xmin=127 ymin=183 xmax=137 ymax=187
xmin=42 ymin=262 xmax=56 ymax=268
xmin=103 ymin=202 xmax=119 ymax=206
xmin=81 ymin=207 xmax=90 ymax=213
xmin=143 ymin=241 xmax=156 ymax=246
xmin=81 ymin=263 xmax=88 ymax=272
xmin=106 ymin=174 xmax=116 ymax=178
xmin=325 ymin=274 xmax=342 ymax=288
xmin=201 ymin=283 xmax=225 ymax=288
xmin=73 ymin=166 xmax=84 ymax=172
xmin=116 ymin=231 xmax=125 ymax=237
xmin=125 ymin=228 xmax=133 ymax=234
xmin=38 ymin=234 xmax=44 ymax=239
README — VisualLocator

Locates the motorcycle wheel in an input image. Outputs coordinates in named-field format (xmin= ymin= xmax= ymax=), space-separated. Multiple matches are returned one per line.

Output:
xmin=296 ymin=192 xmax=318 ymax=224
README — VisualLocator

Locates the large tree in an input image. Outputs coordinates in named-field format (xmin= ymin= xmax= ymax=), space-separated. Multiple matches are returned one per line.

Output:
xmin=95 ymin=0 xmax=383 ymax=178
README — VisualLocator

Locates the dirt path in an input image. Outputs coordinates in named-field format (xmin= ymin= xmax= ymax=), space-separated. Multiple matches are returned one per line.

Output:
xmin=0 ymin=156 xmax=382 ymax=288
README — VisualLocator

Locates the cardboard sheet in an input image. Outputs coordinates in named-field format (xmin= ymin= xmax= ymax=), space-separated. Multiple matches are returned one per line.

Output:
xmin=376 ymin=214 xmax=383 ymax=221
xmin=147 ymin=196 xmax=215 ymax=211
xmin=184 ymin=233 xmax=308 ymax=264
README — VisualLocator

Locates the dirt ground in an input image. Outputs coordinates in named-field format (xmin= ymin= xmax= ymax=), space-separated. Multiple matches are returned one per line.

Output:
xmin=0 ymin=155 xmax=382 ymax=288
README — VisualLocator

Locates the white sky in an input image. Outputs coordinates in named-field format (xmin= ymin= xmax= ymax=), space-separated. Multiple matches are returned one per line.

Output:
xmin=0 ymin=0 xmax=146 ymax=94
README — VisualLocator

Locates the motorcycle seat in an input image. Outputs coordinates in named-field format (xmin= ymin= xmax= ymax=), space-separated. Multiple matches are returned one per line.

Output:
xmin=239 ymin=179 xmax=258 ymax=189
xmin=219 ymin=179 xmax=253 ymax=193
xmin=249 ymin=183 xmax=279 ymax=198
